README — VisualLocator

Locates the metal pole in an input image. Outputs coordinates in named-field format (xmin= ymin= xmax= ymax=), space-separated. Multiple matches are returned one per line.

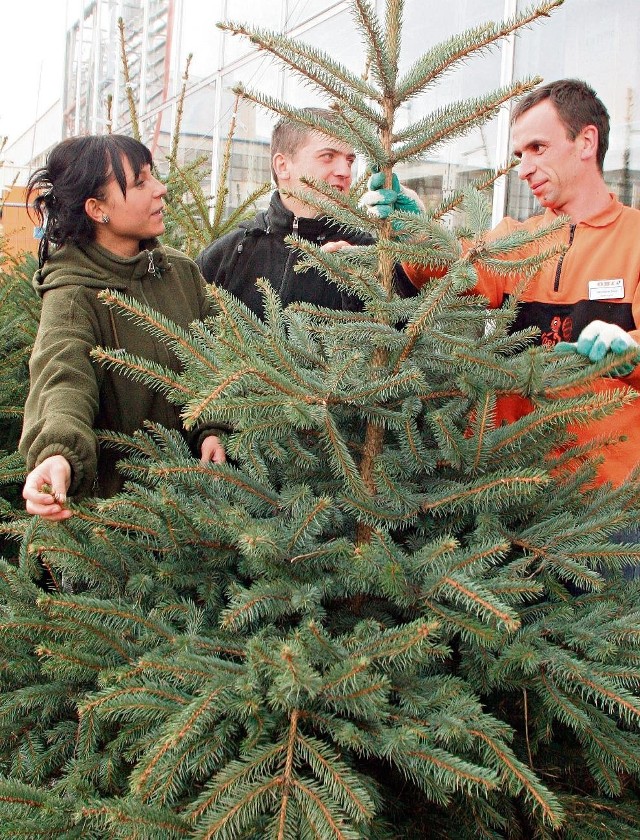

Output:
xmin=491 ymin=0 xmax=517 ymax=227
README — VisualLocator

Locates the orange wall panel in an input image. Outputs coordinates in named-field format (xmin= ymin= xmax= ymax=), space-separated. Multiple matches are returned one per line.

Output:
xmin=1 ymin=186 xmax=39 ymax=258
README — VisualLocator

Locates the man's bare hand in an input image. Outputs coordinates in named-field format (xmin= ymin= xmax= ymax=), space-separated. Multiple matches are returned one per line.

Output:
xmin=200 ymin=435 xmax=227 ymax=465
xmin=321 ymin=240 xmax=354 ymax=253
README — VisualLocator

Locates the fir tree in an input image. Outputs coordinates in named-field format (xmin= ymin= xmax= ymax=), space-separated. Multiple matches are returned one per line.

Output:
xmin=0 ymin=251 xmax=39 ymax=540
xmin=1 ymin=2 xmax=640 ymax=838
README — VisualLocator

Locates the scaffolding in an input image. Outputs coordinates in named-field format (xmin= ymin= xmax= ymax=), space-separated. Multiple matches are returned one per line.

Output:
xmin=62 ymin=0 xmax=175 ymax=149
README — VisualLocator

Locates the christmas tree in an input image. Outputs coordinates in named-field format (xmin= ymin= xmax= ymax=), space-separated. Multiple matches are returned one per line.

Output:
xmin=0 ymin=250 xmax=39 ymax=539
xmin=1 ymin=1 xmax=640 ymax=837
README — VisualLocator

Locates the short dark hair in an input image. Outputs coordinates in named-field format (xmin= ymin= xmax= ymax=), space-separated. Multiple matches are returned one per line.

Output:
xmin=512 ymin=79 xmax=610 ymax=172
xmin=26 ymin=134 xmax=153 ymax=266
xmin=270 ymin=107 xmax=342 ymax=185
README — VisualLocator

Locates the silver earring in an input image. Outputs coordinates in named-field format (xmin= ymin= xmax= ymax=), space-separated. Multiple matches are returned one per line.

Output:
xmin=102 ymin=214 xmax=110 ymax=224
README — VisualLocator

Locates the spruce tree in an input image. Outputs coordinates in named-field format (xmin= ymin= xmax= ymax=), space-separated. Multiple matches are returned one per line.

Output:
xmin=1 ymin=1 xmax=640 ymax=838
xmin=0 ymin=251 xmax=39 ymax=538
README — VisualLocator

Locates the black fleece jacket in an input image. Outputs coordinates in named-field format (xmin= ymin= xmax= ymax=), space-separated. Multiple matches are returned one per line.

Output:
xmin=196 ymin=191 xmax=416 ymax=318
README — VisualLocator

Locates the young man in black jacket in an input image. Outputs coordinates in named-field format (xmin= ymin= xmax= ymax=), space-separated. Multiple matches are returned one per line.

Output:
xmin=196 ymin=109 xmax=419 ymax=317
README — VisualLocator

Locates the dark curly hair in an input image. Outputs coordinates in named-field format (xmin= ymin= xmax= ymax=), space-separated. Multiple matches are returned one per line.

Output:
xmin=26 ymin=134 xmax=153 ymax=266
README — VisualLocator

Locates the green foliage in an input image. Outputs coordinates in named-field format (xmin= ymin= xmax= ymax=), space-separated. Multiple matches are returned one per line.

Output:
xmin=0 ymin=250 xmax=39 ymax=444
xmin=0 ymin=251 xmax=37 ymax=532
xmin=1 ymin=1 xmax=640 ymax=839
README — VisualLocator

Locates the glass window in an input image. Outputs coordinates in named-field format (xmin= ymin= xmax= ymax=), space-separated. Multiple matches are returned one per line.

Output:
xmin=216 ymin=60 xmax=283 ymax=213
xmin=178 ymin=0 xmax=225 ymax=81
xmin=220 ymin=0 xmax=284 ymax=65
xmin=390 ymin=1 xmax=505 ymax=216
xmin=283 ymin=0 xmax=340 ymax=30
xmin=192 ymin=0 xmax=640 ymax=221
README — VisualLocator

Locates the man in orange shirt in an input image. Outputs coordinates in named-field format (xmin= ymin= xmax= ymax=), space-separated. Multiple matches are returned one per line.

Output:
xmin=366 ymin=79 xmax=640 ymax=493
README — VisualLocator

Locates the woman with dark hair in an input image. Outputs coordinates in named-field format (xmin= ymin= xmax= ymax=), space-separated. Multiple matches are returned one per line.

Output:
xmin=20 ymin=134 xmax=226 ymax=522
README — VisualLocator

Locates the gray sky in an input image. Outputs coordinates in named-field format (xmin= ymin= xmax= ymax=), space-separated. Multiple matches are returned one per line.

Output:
xmin=0 ymin=2 xmax=69 ymax=142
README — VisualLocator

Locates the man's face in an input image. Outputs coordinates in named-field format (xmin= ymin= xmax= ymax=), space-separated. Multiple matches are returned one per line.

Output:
xmin=511 ymin=99 xmax=585 ymax=215
xmin=275 ymin=131 xmax=356 ymax=214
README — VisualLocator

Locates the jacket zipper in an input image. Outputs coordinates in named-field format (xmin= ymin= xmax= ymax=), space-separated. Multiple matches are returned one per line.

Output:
xmin=141 ymin=250 xmax=172 ymax=370
xmin=278 ymin=216 xmax=299 ymax=297
xmin=553 ymin=223 xmax=576 ymax=292
xmin=147 ymin=250 xmax=158 ymax=276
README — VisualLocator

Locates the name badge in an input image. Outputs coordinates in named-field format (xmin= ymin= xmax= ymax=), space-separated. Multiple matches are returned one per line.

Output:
xmin=588 ymin=278 xmax=625 ymax=300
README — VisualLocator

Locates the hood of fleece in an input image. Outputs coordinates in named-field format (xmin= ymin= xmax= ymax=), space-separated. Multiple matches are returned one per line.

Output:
xmin=33 ymin=239 xmax=167 ymax=297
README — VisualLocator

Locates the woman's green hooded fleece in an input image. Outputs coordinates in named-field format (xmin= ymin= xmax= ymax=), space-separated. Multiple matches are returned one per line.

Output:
xmin=20 ymin=240 xmax=220 ymax=498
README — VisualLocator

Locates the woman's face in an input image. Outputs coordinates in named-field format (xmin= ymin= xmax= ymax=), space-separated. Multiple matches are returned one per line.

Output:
xmin=92 ymin=155 xmax=167 ymax=257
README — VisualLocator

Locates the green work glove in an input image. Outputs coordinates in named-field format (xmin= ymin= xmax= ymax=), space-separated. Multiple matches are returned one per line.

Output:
xmin=358 ymin=171 xmax=423 ymax=221
xmin=554 ymin=320 xmax=640 ymax=377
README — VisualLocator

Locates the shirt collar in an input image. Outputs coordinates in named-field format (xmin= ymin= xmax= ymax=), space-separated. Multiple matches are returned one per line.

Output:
xmin=544 ymin=193 xmax=623 ymax=228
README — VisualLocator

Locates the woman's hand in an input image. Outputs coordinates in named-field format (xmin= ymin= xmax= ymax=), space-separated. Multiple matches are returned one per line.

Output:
xmin=23 ymin=455 xmax=73 ymax=521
